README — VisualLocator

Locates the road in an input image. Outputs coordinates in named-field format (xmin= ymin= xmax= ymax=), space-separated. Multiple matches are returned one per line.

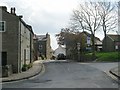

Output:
xmin=2 ymin=61 xmax=118 ymax=88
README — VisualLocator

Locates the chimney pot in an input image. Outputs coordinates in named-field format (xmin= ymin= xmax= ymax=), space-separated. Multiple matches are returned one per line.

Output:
xmin=11 ymin=7 xmax=16 ymax=15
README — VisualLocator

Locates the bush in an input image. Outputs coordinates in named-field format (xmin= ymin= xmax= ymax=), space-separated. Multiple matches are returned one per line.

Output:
xmin=40 ymin=55 xmax=46 ymax=60
xmin=82 ymin=53 xmax=97 ymax=62
xmin=28 ymin=63 xmax=33 ymax=69
xmin=22 ymin=64 xmax=28 ymax=71
xmin=22 ymin=63 xmax=33 ymax=71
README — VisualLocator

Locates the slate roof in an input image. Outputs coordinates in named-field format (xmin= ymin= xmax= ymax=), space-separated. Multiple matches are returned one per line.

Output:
xmin=82 ymin=31 xmax=91 ymax=37
xmin=108 ymin=35 xmax=120 ymax=42
xmin=37 ymin=35 xmax=47 ymax=41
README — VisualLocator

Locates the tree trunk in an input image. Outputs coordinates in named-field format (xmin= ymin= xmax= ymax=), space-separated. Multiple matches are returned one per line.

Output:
xmin=91 ymin=34 xmax=96 ymax=60
xmin=103 ymin=19 xmax=107 ymax=52
xmin=104 ymin=31 xmax=107 ymax=52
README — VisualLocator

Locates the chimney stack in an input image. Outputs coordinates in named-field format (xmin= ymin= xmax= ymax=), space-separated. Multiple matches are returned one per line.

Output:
xmin=11 ymin=7 xmax=16 ymax=15
xmin=19 ymin=15 xmax=23 ymax=18
xmin=0 ymin=6 xmax=7 ymax=11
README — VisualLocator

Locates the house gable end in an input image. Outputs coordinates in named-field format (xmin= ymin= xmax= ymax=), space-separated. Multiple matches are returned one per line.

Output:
xmin=107 ymin=35 xmax=114 ymax=41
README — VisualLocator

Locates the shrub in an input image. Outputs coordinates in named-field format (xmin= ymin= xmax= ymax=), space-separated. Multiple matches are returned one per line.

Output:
xmin=28 ymin=63 xmax=33 ymax=69
xmin=22 ymin=64 xmax=28 ymax=71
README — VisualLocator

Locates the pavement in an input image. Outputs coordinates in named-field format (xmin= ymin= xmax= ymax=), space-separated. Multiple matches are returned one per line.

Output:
xmin=109 ymin=67 xmax=120 ymax=81
xmin=1 ymin=59 xmax=120 ymax=83
xmin=1 ymin=60 xmax=44 ymax=82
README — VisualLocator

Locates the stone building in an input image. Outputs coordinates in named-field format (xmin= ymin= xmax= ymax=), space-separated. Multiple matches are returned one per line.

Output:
xmin=0 ymin=6 xmax=34 ymax=75
xmin=65 ymin=31 xmax=102 ymax=60
xmin=37 ymin=33 xmax=52 ymax=60
xmin=33 ymin=34 xmax=39 ymax=61
xmin=102 ymin=34 xmax=120 ymax=52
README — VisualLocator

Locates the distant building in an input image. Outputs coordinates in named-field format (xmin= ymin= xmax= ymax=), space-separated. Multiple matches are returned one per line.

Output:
xmin=54 ymin=45 xmax=66 ymax=57
xmin=81 ymin=31 xmax=92 ymax=51
xmin=95 ymin=37 xmax=102 ymax=51
xmin=65 ymin=31 xmax=102 ymax=60
xmin=0 ymin=6 xmax=34 ymax=75
xmin=33 ymin=34 xmax=39 ymax=60
xmin=102 ymin=34 xmax=120 ymax=52
xmin=81 ymin=31 xmax=102 ymax=51
xmin=37 ymin=33 xmax=52 ymax=59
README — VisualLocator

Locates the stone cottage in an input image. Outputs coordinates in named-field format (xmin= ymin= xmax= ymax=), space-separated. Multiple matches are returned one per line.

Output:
xmin=37 ymin=33 xmax=52 ymax=60
xmin=102 ymin=34 xmax=120 ymax=52
xmin=0 ymin=6 xmax=34 ymax=76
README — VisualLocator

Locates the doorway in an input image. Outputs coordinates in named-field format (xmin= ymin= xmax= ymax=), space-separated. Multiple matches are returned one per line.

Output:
xmin=2 ymin=52 xmax=7 ymax=66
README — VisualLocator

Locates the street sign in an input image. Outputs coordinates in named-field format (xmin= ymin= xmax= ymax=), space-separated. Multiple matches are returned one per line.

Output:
xmin=87 ymin=36 xmax=91 ymax=45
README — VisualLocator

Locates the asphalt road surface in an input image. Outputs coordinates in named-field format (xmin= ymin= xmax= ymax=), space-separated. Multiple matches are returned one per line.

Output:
xmin=2 ymin=61 xmax=118 ymax=88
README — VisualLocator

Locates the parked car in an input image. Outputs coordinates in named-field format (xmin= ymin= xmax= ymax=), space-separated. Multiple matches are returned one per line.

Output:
xmin=57 ymin=53 xmax=66 ymax=60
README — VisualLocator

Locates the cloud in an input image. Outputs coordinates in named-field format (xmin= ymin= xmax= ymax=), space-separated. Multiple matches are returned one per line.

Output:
xmin=0 ymin=0 xmax=118 ymax=49
xmin=0 ymin=0 xmax=81 ymax=49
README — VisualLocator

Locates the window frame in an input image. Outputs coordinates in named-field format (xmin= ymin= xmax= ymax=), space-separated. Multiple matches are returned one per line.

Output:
xmin=0 ymin=21 xmax=6 ymax=32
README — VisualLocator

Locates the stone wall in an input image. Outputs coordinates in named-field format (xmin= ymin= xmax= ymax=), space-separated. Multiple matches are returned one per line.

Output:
xmin=1 ymin=65 xmax=12 ymax=77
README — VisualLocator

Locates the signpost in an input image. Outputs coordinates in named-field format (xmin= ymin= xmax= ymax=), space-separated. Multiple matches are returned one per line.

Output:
xmin=77 ymin=42 xmax=80 ymax=61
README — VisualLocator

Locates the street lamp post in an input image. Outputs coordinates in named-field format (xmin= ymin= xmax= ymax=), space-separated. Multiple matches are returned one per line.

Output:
xmin=77 ymin=42 xmax=80 ymax=62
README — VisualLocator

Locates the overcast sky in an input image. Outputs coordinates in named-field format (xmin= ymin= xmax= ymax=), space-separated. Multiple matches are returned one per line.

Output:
xmin=0 ymin=0 xmax=118 ymax=50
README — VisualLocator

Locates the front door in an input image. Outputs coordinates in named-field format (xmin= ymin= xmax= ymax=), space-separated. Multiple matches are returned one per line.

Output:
xmin=24 ymin=49 xmax=26 ymax=64
xmin=2 ymin=52 xmax=7 ymax=66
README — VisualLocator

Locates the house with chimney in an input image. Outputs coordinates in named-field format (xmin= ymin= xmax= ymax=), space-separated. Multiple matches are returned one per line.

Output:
xmin=0 ymin=6 xmax=34 ymax=76
xmin=37 ymin=33 xmax=52 ymax=60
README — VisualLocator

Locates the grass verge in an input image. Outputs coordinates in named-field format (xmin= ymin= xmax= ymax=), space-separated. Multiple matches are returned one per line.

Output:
xmin=96 ymin=52 xmax=120 ymax=62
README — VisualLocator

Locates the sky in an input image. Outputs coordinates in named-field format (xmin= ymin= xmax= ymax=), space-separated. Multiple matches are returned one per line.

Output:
xmin=0 ymin=0 xmax=119 ymax=50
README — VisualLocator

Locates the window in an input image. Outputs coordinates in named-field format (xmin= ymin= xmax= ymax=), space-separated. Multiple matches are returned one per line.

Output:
xmin=2 ymin=52 xmax=7 ymax=66
xmin=115 ymin=45 xmax=118 ymax=50
xmin=39 ymin=45 xmax=43 ymax=49
xmin=0 ymin=21 xmax=6 ymax=32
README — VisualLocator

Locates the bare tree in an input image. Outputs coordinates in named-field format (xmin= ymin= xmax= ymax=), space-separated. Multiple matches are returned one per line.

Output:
xmin=56 ymin=28 xmax=72 ymax=45
xmin=118 ymin=2 xmax=120 ymax=35
xmin=70 ymin=2 xmax=102 ymax=57
xmin=98 ymin=2 xmax=118 ymax=51
xmin=98 ymin=2 xmax=117 ymax=36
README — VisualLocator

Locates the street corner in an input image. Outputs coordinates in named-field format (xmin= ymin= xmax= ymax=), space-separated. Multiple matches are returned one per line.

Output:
xmin=2 ymin=61 xmax=45 ymax=83
xmin=109 ymin=67 xmax=120 ymax=82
